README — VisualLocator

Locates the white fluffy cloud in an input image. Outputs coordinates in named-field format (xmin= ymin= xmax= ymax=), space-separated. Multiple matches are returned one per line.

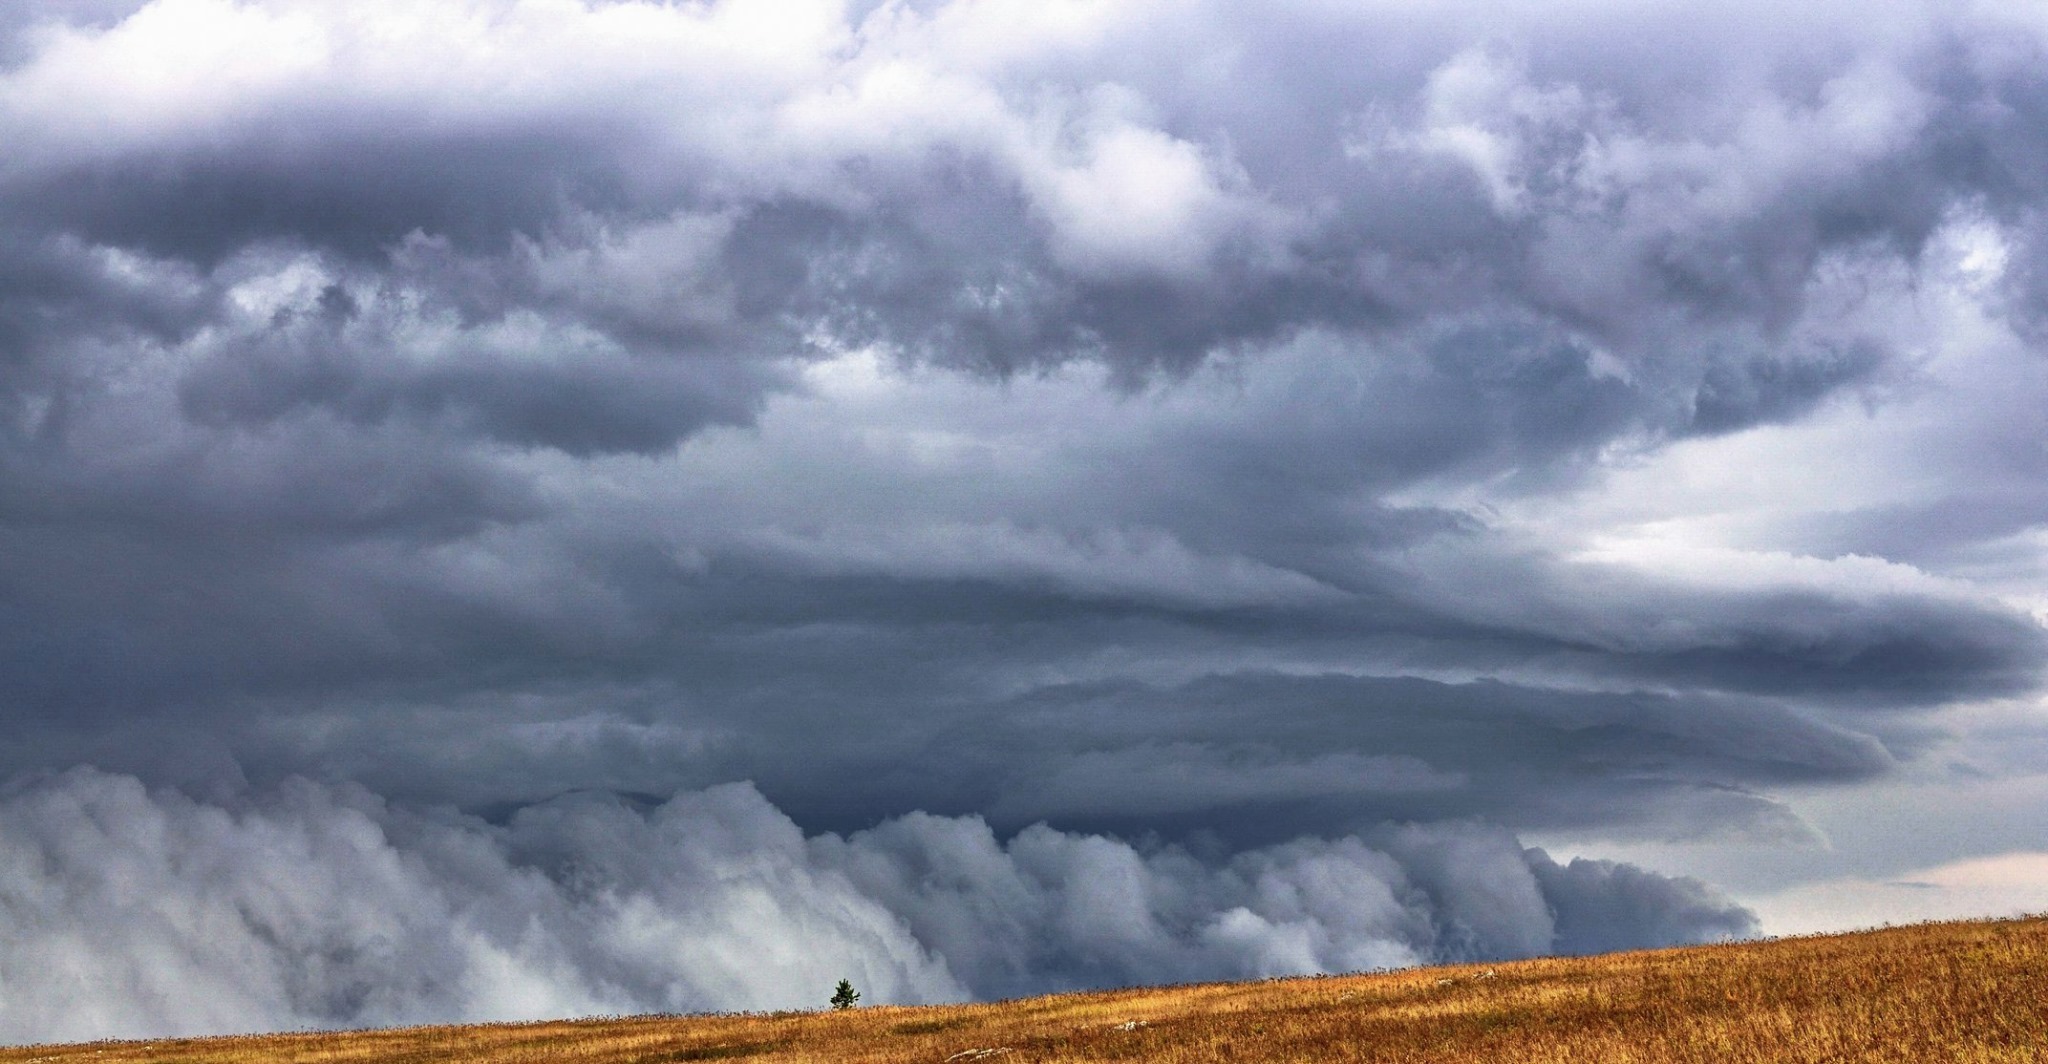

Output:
xmin=0 ymin=768 xmax=1752 ymax=1043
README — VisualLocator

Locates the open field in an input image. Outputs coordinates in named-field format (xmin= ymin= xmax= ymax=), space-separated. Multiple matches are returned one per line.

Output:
xmin=5 ymin=916 xmax=2044 ymax=1063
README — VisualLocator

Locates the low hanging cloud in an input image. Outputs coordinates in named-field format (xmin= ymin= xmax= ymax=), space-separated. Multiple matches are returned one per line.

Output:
xmin=0 ymin=768 xmax=1753 ymax=1044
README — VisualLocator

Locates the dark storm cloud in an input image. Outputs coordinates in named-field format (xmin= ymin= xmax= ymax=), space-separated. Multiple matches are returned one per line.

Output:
xmin=8 ymin=0 xmax=2043 ymax=410
xmin=0 ymin=0 xmax=2045 ymax=1042
xmin=173 ymin=279 xmax=781 ymax=456
xmin=1528 ymin=850 xmax=1760 ymax=957
xmin=725 ymin=670 xmax=1897 ymax=844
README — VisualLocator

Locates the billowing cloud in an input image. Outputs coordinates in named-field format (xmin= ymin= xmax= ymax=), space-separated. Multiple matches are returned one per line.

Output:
xmin=0 ymin=768 xmax=1753 ymax=1043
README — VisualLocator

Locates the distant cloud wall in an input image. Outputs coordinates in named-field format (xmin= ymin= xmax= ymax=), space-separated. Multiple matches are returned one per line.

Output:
xmin=0 ymin=768 xmax=1753 ymax=1045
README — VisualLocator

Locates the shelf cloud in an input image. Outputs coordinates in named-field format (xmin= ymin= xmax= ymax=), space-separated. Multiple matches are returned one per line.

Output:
xmin=0 ymin=768 xmax=1753 ymax=1043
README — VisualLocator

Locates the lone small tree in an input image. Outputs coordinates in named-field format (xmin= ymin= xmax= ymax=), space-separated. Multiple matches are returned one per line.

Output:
xmin=830 ymin=978 xmax=861 ymax=1010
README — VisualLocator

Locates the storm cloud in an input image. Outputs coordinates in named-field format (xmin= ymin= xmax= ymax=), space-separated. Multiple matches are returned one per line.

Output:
xmin=0 ymin=768 xmax=1752 ymax=1043
xmin=1 ymin=0 xmax=2046 ymax=1044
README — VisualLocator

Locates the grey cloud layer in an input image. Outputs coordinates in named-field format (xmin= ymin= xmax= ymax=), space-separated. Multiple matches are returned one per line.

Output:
xmin=0 ymin=768 xmax=1753 ymax=1043
xmin=9 ymin=1 xmax=2048 ymax=395
xmin=1 ymin=0 xmax=2041 ymax=792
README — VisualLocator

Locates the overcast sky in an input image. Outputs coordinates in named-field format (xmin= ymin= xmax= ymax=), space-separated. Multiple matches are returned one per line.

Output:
xmin=3 ymin=0 xmax=2048 ymax=1044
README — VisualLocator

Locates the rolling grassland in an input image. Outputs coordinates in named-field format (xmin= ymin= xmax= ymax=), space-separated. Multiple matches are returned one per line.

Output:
xmin=5 ymin=916 xmax=2044 ymax=1063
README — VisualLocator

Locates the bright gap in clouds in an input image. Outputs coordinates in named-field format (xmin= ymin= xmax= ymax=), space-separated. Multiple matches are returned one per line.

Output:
xmin=1754 ymin=852 xmax=2048 ymax=936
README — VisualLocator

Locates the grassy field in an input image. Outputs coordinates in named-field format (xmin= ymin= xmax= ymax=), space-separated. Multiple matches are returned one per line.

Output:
xmin=5 ymin=916 xmax=2044 ymax=1063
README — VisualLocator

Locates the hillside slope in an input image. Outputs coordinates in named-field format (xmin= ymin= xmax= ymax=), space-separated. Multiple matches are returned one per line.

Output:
xmin=5 ymin=916 xmax=2044 ymax=1063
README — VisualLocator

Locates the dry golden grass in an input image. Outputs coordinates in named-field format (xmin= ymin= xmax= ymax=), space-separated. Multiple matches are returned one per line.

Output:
xmin=7 ymin=916 xmax=2045 ymax=1063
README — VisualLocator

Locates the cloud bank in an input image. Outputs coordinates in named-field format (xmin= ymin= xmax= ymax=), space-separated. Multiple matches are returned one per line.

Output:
xmin=0 ymin=768 xmax=1751 ymax=1043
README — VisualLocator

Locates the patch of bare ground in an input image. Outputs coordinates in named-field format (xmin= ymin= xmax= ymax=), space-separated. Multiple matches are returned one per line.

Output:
xmin=5 ymin=915 xmax=2045 ymax=1063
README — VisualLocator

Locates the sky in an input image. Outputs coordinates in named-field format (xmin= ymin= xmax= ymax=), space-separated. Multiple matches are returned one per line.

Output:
xmin=3 ymin=0 xmax=2048 ymax=1044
